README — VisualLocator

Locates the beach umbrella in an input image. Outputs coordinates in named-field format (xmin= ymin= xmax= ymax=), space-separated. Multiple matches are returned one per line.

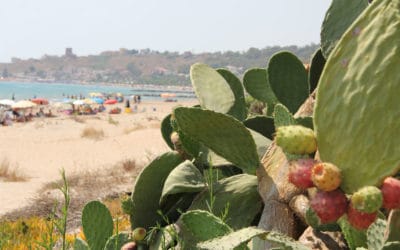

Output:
xmin=83 ymin=98 xmax=96 ymax=105
xmin=0 ymin=99 xmax=15 ymax=106
xmin=73 ymin=100 xmax=85 ymax=105
xmin=91 ymin=97 xmax=104 ymax=104
xmin=12 ymin=100 xmax=37 ymax=109
xmin=104 ymin=99 xmax=117 ymax=105
xmin=31 ymin=98 xmax=49 ymax=105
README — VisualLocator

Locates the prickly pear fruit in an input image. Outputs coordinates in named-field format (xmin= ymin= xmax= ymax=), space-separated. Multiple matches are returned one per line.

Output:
xmin=288 ymin=158 xmax=316 ymax=189
xmin=310 ymin=189 xmax=348 ymax=224
xmin=347 ymin=204 xmax=377 ymax=230
xmin=121 ymin=241 xmax=137 ymax=250
xmin=351 ymin=186 xmax=382 ymax=213
xmin=275 ymin=125 xmax=317 ymax=155
xmin=312 ymin=162 xmax=341 ymax=191
xmin=381 ymin=177 xmax=400 ymax=209
xmin=305 ymin=206 xmax=341 ymax=231
xmin=132 ymin=227 xmax=146 ymax=241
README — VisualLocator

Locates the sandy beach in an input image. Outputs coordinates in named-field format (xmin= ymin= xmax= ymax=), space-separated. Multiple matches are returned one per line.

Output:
xmin=0 ymin=100 xmax=197 ymax=217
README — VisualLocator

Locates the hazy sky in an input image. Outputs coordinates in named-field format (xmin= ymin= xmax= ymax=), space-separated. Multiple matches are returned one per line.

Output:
xmin=0 ymin=0 xmax=331 ymax=63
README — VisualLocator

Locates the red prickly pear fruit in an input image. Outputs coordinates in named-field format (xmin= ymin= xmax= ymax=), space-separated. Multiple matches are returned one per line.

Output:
xmin=311 ymin=162 xmax=341 ymax=192
xmin=275 ymin=125 xmax=317 ymax=155
xmin=351 ymin=186 xmax=382 ymax=213
xmin=310 ymin=189 xmax=348 ymax=224
xmin=381 ymin=177 xmax=400 ymax=209
xmin=347 ymin=204 xmax=377 ymax=230
xmin=121 ymin=241 xmax=137 ymax=250
xmin=288 ymin=158 xmax=316 ymax=189
xmin=132 ymin=227 xmax=147 ymax=241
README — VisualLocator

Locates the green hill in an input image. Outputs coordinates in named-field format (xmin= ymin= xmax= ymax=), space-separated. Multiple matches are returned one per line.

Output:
xmin=0 ymin=44 xmax=318 ymax=86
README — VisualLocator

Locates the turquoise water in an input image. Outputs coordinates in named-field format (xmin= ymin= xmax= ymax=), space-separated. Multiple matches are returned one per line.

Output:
xmin=0 ymin=81 xmax=195 ymax=102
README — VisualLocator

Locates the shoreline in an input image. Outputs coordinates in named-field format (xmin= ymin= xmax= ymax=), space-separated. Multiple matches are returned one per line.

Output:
xmin=0 ymin=78 xmax=194 ymax=92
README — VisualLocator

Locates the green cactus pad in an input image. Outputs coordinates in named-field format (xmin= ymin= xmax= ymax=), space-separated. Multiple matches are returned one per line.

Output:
xmin=148 ymin=224 xmax=179 ymax=250
xmin=367 ymin=219 xmax=387 ymax=250
xmin=308 ymin=48 xmax=326 ymax=93
xmin=161 ymin=114 xmax=174 ymax=150
xmin=178 ymin=210 xmax=232 ymax=249
xmin=351 ymin=186 xmax=383 ymax=213
xmin=386 ymin=209 xmax=400 ymax=242
xmin=314 ymin=0 xmax=400 ymax=193
xmin=160 ymin=160 xmax=206 ymax=205
xmin=338 ymin=216 xmax=368 ymax=250
xmin=104 ymin=233 xmax=131 ymax=250
xmin=273 ymin=104 xmax=296 ymax=128
xmin=295 ymin=116 xmax=314 ymax=130
xmin=243 ymin=116 xmax=275 ymax=140
xmin=173 ymin=107 xmax=260 ymax=174
xmin=81 ymin=200 xmax=114 ymax=250
xmin=243 ymin=68 xmax=278 ymax=115
xmin=382 ymin=242 xmax=400 ymax=250
xmin=197 ymin=227 xmax=266 ymax=250
xmin=190 ymin=63 xmax=235 ymax=113
xmin=130 ymin=151 xmax=183 ymax=229
xmin=73 ymin=237 xmax=89 ymax=250
xmin=268 ymin=51 xmax=309 ymax=114
xmin=264 ymin=231 xmax=310 ymax=250
xmin=320 ymin=0 xmax=368 ymax=59
xmin=217 ymin=68 xmax=247 ymax=121
xmin=188 ymin=174 xmax=262 ymax=230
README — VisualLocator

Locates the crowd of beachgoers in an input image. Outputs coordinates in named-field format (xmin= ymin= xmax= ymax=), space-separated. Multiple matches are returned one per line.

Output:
xmin=0 ymin=92 xmax=147 ymax=126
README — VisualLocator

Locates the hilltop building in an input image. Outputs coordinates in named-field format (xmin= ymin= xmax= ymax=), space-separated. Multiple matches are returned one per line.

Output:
xmin=65 ymin=48 xmax=77 ymax=58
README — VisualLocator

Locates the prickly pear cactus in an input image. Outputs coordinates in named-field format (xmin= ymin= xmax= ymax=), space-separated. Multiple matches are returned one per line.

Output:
xmin=190 ymin=63 xmax=235 ymax=113
xmin=320 ymin=0 xmax=368 ymax=58
xmin=267 ymin=51 xmax=309 ymax=114
xmin=217 ymin=68 xmax=247 ymax=121
xmin=314 ymin=0 xmax=400 ymax=193
xmin=81 ymin=200 xmax=114 ymax=250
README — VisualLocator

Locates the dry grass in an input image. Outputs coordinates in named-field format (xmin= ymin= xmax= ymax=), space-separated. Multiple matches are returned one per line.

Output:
xmin=123 ymin=123 xmax=145 ymax=134
xmin=108 ymin=115 xmax=119 ymax=126
xmin=81 ymin=126 xmax=105 ymax=140
xmin=1 ymin=158 xmax=147 ymax=229
xmin=0 ymin=159 xmax=28 ymax=182
xmin=71 ymin=115 xmax=85 ymax=123
xmin=121 ymin=159 xmax=137 ymax=172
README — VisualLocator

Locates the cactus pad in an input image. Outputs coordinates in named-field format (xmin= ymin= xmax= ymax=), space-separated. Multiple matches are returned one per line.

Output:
xmin=188 ymin=174 xmax=262 ymax=230
xmin=190 ymin=63 xmax=235 ymax=113
xmin=217 ymin=68 xmax=247 ymax=121
xmin=173 ymin=107 xmax=260 ymax=174
xmin=320 ymin=0 xmax=368 ymax=58
xmin=268 ymin=51 xmax=309 ymax=114
xmin=130 ymin=151 xmax=183 ymax=229
xmin=314 ymin=0 xmax=400 ymax=193
xmin=81 ymin=201 xmax=114 ymax=250
xmin=243 ymin=68 xmax=278 ymax=115
xmin=160 ymin=160 xmax=206 ymax=204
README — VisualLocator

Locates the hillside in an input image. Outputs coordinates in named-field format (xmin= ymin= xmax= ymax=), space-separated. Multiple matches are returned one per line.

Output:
xmin=0 ymin=44 xmax=319 ymax=86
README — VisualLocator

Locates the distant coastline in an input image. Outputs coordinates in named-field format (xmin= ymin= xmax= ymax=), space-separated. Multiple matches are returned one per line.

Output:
xmin=0 ymin=78 xmax=194 ymax=92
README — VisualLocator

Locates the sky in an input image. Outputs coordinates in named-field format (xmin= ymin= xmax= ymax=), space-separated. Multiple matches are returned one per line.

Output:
xmin=0 ymin=0 xmax=331 ymax=63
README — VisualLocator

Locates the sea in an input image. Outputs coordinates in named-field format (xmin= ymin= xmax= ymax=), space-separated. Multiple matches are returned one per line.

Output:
xmin=0 ymin=81 xmax=195 ymax=102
